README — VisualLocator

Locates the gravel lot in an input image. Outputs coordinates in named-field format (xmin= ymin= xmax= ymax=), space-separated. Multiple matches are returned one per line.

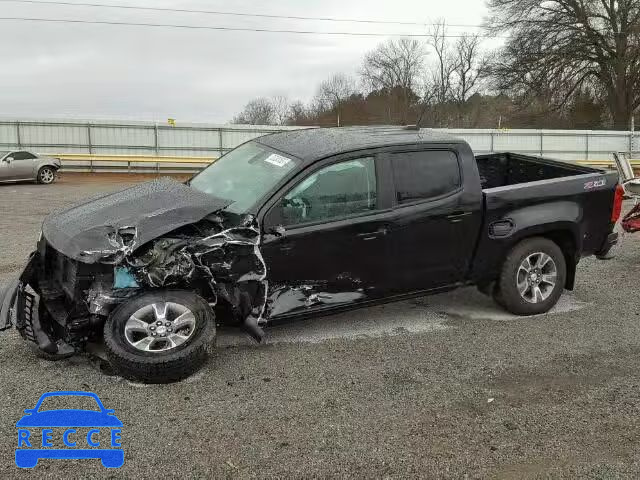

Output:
xmin=1 ymin=173 xmax=640 ymax=478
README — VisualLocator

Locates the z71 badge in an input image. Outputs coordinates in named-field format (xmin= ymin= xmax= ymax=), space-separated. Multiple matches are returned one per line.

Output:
xmin=584 ymin=178 xmax=606 ymax=190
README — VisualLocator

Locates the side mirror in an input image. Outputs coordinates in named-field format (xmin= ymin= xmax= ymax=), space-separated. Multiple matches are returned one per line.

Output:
xmin=263 ymin=205 xmax=286 ymax=238
xmin=23 ymin=409 xmax=34 ymax=414
xmin=105 ymin=409 xmax=116 ymax=415
xmin=5 ymin=157 xmax=13 ymax=163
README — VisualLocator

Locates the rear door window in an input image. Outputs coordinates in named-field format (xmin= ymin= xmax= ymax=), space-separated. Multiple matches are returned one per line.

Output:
xmin=391 ymin=150 xmax=461 ymax=204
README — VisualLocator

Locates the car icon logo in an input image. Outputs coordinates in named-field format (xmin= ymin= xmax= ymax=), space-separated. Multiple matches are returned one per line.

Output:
xmin=15 ymin=391 xmax=123 ymax=468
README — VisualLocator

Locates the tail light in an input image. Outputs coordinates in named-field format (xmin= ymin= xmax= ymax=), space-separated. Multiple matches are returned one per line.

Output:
xmin=611 ymin=184 xmax=624 ymax=223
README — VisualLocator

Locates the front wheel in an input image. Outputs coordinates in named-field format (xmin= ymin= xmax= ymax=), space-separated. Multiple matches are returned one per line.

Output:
xmin=37 ymin=166 xmax=56 ymax=184
xmin=494 ymin=237 xmax=566 ymax=315
xmin=104 ymin=290 xmax=216 ymax=383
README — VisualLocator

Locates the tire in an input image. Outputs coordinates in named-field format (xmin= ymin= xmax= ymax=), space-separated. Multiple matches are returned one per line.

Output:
xmin=493 ymin=237 xmax=566 ymax=316
xmin=37 ymin=166 xmax=56 ymax=184
xmin=104 ymin=290 xmax=216 ymax=383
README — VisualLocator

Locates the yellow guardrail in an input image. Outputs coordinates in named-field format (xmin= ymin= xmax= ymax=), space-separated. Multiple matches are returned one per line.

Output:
xmin=45 ymin=153 xmax=217 ymax=172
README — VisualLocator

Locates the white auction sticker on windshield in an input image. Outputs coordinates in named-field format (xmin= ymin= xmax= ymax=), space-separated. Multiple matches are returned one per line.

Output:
xmin=264 ymin=153 xmax=291 ymax=167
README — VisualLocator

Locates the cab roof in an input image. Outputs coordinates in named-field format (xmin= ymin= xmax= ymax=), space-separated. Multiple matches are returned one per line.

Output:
xmin=255 ymin=126 xmax=462 ymax=164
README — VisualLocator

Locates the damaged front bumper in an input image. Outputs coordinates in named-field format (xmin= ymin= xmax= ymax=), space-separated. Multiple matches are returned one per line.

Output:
xmin=0 ymin=252 xmax=74 ymax=355
xmin=0 ymin=252 xmax=38 ymax=332
xmin=0 ymin=248 xmax=108 ymax=356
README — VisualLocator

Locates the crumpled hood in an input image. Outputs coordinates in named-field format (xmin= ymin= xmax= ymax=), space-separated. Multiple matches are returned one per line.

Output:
xmin=42 ymin=177 xmax=231 ymax=262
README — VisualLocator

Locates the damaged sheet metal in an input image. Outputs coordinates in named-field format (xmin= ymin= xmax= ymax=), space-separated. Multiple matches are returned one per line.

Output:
xmin=2 ymin=175 xmax=373 ymax=352
xmin=124 ymin=214 xmax=268 ymax=326
xmin=42 ymin=177 xmax=231 ymax=262
xmin=72 ymin=209 xmax=270 ymax=341
xmin=267 ymin=284 xmax=366 ymax=317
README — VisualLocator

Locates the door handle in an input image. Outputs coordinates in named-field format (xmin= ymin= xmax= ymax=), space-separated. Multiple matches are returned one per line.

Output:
xmin=446 ymin=211 xmax=472 ymax=223
xmin=356 ymin=227 xmax=388 ymax=241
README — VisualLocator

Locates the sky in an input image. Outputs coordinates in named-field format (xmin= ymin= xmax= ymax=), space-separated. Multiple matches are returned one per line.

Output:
xmin=0 ymin=0 xmax=495 ymax=123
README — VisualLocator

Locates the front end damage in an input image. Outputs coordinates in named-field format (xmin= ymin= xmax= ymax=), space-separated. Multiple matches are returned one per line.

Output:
xmin=0 ymin=178 xmax=270 ymax=358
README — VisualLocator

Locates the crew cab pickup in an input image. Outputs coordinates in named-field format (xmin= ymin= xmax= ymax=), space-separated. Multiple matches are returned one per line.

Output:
xmin=0 ymin=126 xmax=622 ymax=383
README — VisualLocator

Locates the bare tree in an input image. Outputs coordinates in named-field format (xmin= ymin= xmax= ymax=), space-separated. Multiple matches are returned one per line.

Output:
xmin=271 ymin=95 xmax=291 ymax=125
xmin=361 ymin=38 xmax=425 ymax=122
xmin=286 ymin=100 xmax=310 ymax=125
xmin=426 ymin=21 xmax=457 ymax=105
xmin=232 ymin=97 xmax=275 ymax=125
xmin=415 ymin=74 xmax=439 ymax=127
xmin=452 ymin=34 xmax=486 ymax=105
xmin=486 ymin=0 xmax=640 ymax=130
xmin=316 ymin=73 xmax=356 ymax=126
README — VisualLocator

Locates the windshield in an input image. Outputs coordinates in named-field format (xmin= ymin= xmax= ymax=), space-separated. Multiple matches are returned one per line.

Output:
xmin=0 ymin=151 xmax=8 ymax=158
xmin=190 ymin=141 xmax=298 ymax=214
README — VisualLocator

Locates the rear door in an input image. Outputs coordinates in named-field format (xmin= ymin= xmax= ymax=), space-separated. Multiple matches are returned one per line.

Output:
xmin=260 ymin=152 xmax=394 ymax=318
xmin=384 ymin=147 xmax=483 ymax=292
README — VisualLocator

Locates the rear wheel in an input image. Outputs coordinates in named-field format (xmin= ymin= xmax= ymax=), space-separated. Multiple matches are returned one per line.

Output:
xmin=37 ymin=166 xmax=56 ymax=184
xmin=494 ymin=237 xmax=566 ymax=315
xmin=104 ymin=290 xmax=216 ymax=383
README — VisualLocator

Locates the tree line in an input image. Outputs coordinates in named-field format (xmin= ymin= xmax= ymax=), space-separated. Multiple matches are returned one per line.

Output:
xmin=232 ymin=0 xmax=640 ymax=131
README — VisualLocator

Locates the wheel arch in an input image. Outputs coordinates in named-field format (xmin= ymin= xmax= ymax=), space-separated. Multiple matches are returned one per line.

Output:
xmin=38 ymin=163 xmax=59 ymax=172
xmin=535 ymin=229 xmax=577 ymax=290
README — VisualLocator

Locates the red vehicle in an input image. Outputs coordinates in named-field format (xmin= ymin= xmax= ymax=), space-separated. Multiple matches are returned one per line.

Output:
xmin=613 ymin=153 xmax=640 ymax=232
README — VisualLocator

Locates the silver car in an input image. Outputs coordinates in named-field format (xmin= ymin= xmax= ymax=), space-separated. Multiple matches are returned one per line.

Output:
xmin=0 ymin=150 xmax=61 ymax=184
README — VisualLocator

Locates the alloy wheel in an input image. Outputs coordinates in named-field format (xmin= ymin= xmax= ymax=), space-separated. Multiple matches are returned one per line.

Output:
xmin=516 ymin=252 xmax=558 ymax=303
xmin=39 ymin=168 xmax=55 ymax=184
xmin=124 ymin=302 xmax=196 ymax=352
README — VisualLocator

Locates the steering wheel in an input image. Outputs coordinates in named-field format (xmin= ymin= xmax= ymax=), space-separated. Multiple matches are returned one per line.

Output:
xmin=285 ymin=196 xmax=311 ymax=221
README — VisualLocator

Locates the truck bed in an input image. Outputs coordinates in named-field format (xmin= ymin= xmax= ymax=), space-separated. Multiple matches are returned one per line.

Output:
xmin=475 ymin=153 xmax=598 ymax=190
xmin=470 ymin=152 xmax=619 ymax=285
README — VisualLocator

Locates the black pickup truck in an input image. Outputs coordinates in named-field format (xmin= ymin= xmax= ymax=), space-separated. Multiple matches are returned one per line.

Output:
xmin=0 ymin=126 xmax=622 ymax=382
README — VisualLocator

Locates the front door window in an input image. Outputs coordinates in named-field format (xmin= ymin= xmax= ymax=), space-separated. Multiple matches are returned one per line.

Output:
xmin=277 ymin=157 xmax=377 ymax=227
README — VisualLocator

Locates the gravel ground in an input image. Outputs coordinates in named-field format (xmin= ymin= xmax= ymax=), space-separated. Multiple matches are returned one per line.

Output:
xmin=1 ymin=174 xmax=640 ymax=479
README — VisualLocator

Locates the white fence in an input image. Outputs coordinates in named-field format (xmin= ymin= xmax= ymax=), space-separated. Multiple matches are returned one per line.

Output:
xmin=439 ymin=128 xmax=638 ymax=162
xmin=0 ymin=118 xmax=636 ymax=171
xmin=0 ymin=119 xmax=301 ymax=158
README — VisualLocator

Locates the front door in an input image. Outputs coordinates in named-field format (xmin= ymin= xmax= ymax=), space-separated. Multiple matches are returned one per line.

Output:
xmin=1 ymin=151 xmax=36 ymax=180
xmin=261 ymin=155 xmax=393 ymax=318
